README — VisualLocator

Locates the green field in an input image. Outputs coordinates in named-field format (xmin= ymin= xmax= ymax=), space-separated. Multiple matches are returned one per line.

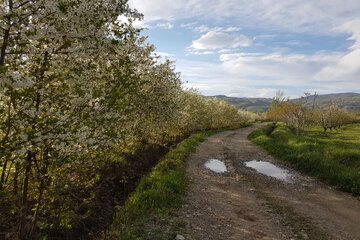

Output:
xmin=249 ymin=123 xmax=360 ymax=195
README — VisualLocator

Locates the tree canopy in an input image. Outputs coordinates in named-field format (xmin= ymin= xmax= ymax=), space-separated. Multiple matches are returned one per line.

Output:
xmin=0 ymin=1 xmax=256 ymax=238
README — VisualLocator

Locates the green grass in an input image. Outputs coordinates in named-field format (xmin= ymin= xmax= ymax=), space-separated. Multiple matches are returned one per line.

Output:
xmin=249 ymin=123 xmax=360 ymax=195
xmin=108 ymin=131 xmax=216 ymax=240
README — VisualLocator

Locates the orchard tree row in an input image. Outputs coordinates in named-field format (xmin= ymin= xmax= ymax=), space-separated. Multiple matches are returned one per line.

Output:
xmin=266 ymin=91 xmax=356 ymax=134
xmin=0 ymin=0 xmax=255 ymax=239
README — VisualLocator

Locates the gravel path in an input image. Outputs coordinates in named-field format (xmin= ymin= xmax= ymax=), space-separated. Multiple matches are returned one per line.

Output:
xmin=178 ymin=124 xmax=360 ymax=240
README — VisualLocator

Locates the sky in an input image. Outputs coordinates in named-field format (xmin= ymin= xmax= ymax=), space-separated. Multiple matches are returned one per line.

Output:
xmin=128 ymin=0 xmax=360 ymax=98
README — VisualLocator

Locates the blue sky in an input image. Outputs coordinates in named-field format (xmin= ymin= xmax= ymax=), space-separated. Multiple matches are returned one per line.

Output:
xmin=128 ymin=0 xmax=360 ymax=98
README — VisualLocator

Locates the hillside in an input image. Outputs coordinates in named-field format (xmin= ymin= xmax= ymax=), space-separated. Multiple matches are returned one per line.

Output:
xmin=208 ymin=95 xmax=272 ymax=112
xmin=292 ymin=92 xmax=360 ymax=111
xmin=209 ymin=92 xmax=360 ymax=112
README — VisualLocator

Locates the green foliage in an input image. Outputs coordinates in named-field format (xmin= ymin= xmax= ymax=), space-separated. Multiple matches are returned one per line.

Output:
xmin=249 ymin=123 xmax=360 ymax=195
xmin=266 ymin=92 xmax=356 ymax=134
xmin=109 ymin=132 xmax=214 ymax=240
xmin=0 ymin=1 xmax=255 ymax=238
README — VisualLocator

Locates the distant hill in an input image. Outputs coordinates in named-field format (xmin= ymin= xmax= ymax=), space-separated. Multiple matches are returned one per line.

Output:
xmin=292 ymin=92 xmax=360 ymax=111
xmin=208 ymin=95 xmax=272 ymax=112
xmin=208 ymin=92 xmax=360 ymax=112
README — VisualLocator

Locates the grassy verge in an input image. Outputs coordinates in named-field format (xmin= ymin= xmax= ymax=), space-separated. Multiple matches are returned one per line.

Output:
xmin=108 ymin=131 xmax=216 ymax=240
xmin=249 ymin=123 xmax=360 ymax=195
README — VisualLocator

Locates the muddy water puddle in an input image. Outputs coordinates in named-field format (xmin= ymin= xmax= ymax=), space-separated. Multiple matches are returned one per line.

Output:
xmin=205 ymin=159 xmax=227 ymax=173
xmin=245 ymin=160 xmax=293 ymax=182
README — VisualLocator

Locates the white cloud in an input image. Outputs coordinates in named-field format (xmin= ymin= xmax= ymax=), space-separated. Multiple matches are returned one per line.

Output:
xmin=316 ymin=19 xmax=360 ymax=81
xmin=256 ymin=88 xmax=279 ymax=98
xmin=218 ymin=49 xmax=233 ymax=54
xmin=128 ymin=0 xmax=360 ymax=97
xmin=219 ymin=52 xmax=340 ymax=83
xmin=223 ymin=26 xmax=241 ymax=32
xmin=129 ymin=0 xmax=360 ymax=34
xmin=155 ymin=51 xmax=175 ymax=58
xmin=253 ymin=34 xmax=277 ymax=41
xmin=339 ymin=19 xmax=360 ymax=50
xmin=180 ymin=22 xmax=197 ymax=28
xmin=183 ymin=82 xmax=278 ymax=98
xmin=187 ymin=50 xmax=216 ymax=55
xmin=285 ymin=40 xmax=307 ymax=46
xmin=189 ymin=31 xmax=252 ymax=51
xmin=176 ymin=48 xmax=360 ymax=98
xmin=191 ymin=25 xmax=240 ymax=33
xmin=315 ymin=50 xmax=360 ymax=81
xmin=193 ymin=25 xmax=221 ymax=33
xmin=156 ymin=22 xmax=174 ymax=29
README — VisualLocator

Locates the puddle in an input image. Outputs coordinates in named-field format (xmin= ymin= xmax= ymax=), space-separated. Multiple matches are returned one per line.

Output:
xmin=245 ymin=160 xmax=293 ymax=182
xmin=204 ymin=159 xmax=227 ymax=173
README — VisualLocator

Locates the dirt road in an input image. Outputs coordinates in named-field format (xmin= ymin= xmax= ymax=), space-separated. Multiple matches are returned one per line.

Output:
xmin=178 ymin=124 xmax=360 ymax=240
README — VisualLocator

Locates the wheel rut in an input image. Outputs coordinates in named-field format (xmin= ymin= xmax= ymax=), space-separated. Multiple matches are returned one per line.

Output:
xmin=178 ymin=124 xmax=360 ymax=240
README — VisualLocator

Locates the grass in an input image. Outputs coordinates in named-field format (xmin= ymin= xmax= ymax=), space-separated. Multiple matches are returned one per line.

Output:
xmin=108 ymin=131 xmax=216 ymax=240
xmin=249 ymin=123 xmax=360 ymax=195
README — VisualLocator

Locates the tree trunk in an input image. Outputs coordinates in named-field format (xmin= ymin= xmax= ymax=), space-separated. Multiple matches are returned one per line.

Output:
xmin=29 ymin=176 xmax=46 ymax=237
xmin=0 ymin=0 xmax=13 ymax=66
xmin=0 ymin=28 xmax=10 ymax=66
xmin=20 ymin=151 xmax=33 ymax=240
xmin=13 ymin=161 xmax=19 ymax=195
xmin=4 ymin=159 xmax=14 ymax=185
xmin=29 ymin=150 xmax=50 ymax=237
xmin=0 ymin=160 xmax=8 ymax=189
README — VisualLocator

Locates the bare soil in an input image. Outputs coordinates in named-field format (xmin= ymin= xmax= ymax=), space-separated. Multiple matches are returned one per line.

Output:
xmin=178 ymin=124 xmax=360 ymax=240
